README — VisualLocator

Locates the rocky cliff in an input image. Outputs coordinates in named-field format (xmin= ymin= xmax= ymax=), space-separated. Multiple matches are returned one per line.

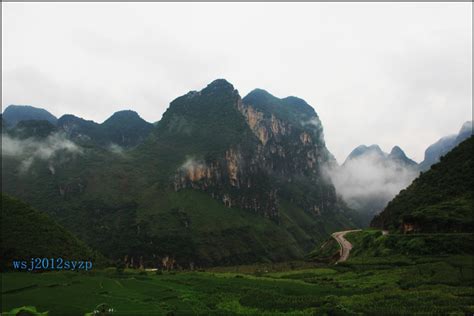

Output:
xmin=170 ymin=80 xmax=340 ymax=220
xmin=2 ymin=79 xmax=356 ymax=267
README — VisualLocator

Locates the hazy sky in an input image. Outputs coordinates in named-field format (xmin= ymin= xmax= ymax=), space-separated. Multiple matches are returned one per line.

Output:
xmin=2 ymin=3 xmax=472 ymax=162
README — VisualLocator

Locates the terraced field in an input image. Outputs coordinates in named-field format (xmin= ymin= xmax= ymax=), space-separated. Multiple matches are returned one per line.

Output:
xmin=2 ymin=252 xmax=473 ymax=315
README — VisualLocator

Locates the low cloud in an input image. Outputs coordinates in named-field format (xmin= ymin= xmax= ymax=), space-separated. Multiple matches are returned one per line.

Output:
xmin=179 ymin=157 xmax=206 ymax=173
xmin=2 ymin=133 xmax=82 ymax=173
xmin=325 ymin=151 xmax=419 ymax=214
xmin=301 ymin=117 xmax=326 ymax=145
xmin=107 ymin=143 xmax=126 ymax=156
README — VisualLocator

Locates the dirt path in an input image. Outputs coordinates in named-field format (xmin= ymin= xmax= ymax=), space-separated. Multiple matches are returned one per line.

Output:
xmin=331 ymin=229 xmax=362 ymax=263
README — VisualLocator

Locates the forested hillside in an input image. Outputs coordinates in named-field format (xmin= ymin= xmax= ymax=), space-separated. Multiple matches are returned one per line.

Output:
xmin=371 ymin=136 xmax=473 ymax=232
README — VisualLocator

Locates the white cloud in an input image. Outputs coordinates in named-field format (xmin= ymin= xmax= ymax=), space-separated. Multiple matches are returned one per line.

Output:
xmin=107 ymin=143 xmax=126 ymax=156
xmin=2 ymin=133 xmax=82 ymax=173
xmin=2 ymin=2 xmax=471 ymax=161
xmin=326 ymin=151 xmax=419 ymax=213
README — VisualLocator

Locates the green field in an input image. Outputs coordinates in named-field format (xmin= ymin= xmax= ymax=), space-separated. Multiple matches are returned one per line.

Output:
xmin=2 ymin=231 xmax=474 ymax=315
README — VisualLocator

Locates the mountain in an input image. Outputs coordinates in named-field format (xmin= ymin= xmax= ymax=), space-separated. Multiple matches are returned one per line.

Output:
xmin=371 ymin=136 xmax=473 ymax=233
xmin=57 ymin=110 xmax=153 ymax=147
xmin=165 ymin=81 xmax=343 ymax=218
xmin=57 ymin=114 xmax=102 ymax=143
xmin=1 ymin=194 xmax=102 ymax=270
xmin=330 ymin=144 xmax=419 ymax=226
xmin=344 ymin=144 xmax=386 ymax=162
xmin=101 ymin=110 xmax=154 ymax=147
xmin=456 ymin=120 xmax=473 ymax=143
xmin=8 ymin=120 xmax=57 ymax=139
xmin=1 ymin=114 xmax=6 ymax=132
xmin=1 ymin=79 xmax=357 ymax=268
xmin=2 ymin=105 xmax=57 ymax=127
xmin=387 ymin=146 xmax=417 ymax=167
xmin=419 ymin=121 xmax=473 ymax=171
xmin=344 ymin=144 xmax=416 ymax=167
xmin=2 ymin=107 xmax=153 ymax=148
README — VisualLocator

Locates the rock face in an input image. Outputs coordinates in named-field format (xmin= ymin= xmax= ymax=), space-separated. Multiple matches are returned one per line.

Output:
xmin=2 ymin=79 xmax=356 ymax=267
xmin=171 ymin=81 xmax=339 ymax=219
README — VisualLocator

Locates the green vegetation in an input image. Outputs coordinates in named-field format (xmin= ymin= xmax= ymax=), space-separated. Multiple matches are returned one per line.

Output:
xmin=243 ymin=89 xmax=320 ymax=130
xmin=307 ymin=238 xmax=340 ymax=263
xmin=9 ymin=120 xmax=57 ymax=139
xmin=372 ymin=136 xmax=474 ymax=232
xmin=154 ymin=79 xmax=256 ymax=162
xmin=1 ymin=194 xmax=104 ymax=271
xmin=2 ymin=80 xmax=356 ymax=267
xmin=2 ymin=105 xmax=57 ymax=127
xmin=2 ymin=230 xmax=473 ymax=315
xmin=345 ymin=229 xmax=474 ymax=258
xmin=3 ymin=306 xmax=48 ymax=316
xmin=56 ymin=110 xmax=153 ymax=148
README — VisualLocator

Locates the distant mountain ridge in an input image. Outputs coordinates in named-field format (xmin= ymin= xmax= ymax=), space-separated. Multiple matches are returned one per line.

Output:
xmin=388 ymin=146 xmax=418 ymax=166
xmin=344 ymin=144 xmax=417 ymax=167
xmin=371 ymin=136 xmax=473 ymax=233
xmin=1 ymin=79 xmax=357 ymax=268
xmin=58 ymin=110 xmax=153 ymax=147
xmin=330 ymin=143 xmax=418 ymax=226
xmin=419 ymin=121 xmax=473 ymax=171
xmin=2 ymin=106 xmax=154 ymax=148
xmin=3 ymin=82 xmax=469 ymax=262
xmin=3 ymin=105 xmax=58 ymax=127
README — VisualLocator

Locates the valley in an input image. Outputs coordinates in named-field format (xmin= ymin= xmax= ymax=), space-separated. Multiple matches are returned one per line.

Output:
xmin=331 ymin=229 xmax=362 ymax=263
xmin=2 ymin=229 xmax=473 ymax=315
xmin=1 ymin=81 xmax=472 ymax=315
xmin=2 ymin=3 xmax=472 ymax=314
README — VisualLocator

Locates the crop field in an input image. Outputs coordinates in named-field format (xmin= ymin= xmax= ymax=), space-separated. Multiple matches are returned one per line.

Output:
xmin=2 ymin=253 xmax=474 ymax=315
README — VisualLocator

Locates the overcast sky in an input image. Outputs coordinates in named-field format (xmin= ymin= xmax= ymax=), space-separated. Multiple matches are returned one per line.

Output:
xmin=2 ymin=3 xmax=472 ymax=162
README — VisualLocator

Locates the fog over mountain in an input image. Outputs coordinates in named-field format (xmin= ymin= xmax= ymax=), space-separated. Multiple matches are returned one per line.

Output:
xmin=1 ymin=79 xmax=359 ymax=266
xmin=2 ymin=3 xmax=471 ymax=162
xmin=326 ymin=144 xmax=419 ymax=225
xmin=419 ymin=121 xmax=473 ymax=171
xmin=1 ymin=132 xmax=82 ymax=173
xmin=3 ymin=102 xmax=469 ymax=229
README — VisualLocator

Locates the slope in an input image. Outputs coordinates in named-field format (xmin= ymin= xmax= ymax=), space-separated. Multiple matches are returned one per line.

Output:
xmin=2 ymin=105 xmax=57 ymax=127
xmin=419 ymin=121 xmax=473 ymax=171
xmin=1 ymin=79 xmax=357 ymax=268
xmin=1 ymin=194 xmax=103 ymax=270
xmin=371 ymin=136 xmax=473 ymax=232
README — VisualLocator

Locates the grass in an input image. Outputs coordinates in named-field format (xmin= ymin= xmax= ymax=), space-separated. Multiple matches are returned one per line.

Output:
xmin=3 ymin=229 xmax=473 ymax=315
xmin=2 ymin=251 xmax=474 ymax=315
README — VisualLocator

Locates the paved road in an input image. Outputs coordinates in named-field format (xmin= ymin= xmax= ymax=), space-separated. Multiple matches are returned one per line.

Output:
xmin=331 ymin=229 xmax=362 ymax=263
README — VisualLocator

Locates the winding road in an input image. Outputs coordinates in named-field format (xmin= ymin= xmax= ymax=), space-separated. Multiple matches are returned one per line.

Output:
xmin=331 ymin=229 xmax=362 ymax=263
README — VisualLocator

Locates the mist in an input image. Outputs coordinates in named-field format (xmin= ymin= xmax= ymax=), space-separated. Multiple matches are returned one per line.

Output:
xmin=107 ymin=143 xmax=126 ymax=156
xmin=179 ymin=158 xmax=206 ymax=174
xmin=1 ymin=133 xmax=82 ymax=173
xmin=326 ymin=151 xmax=419 ymax=217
